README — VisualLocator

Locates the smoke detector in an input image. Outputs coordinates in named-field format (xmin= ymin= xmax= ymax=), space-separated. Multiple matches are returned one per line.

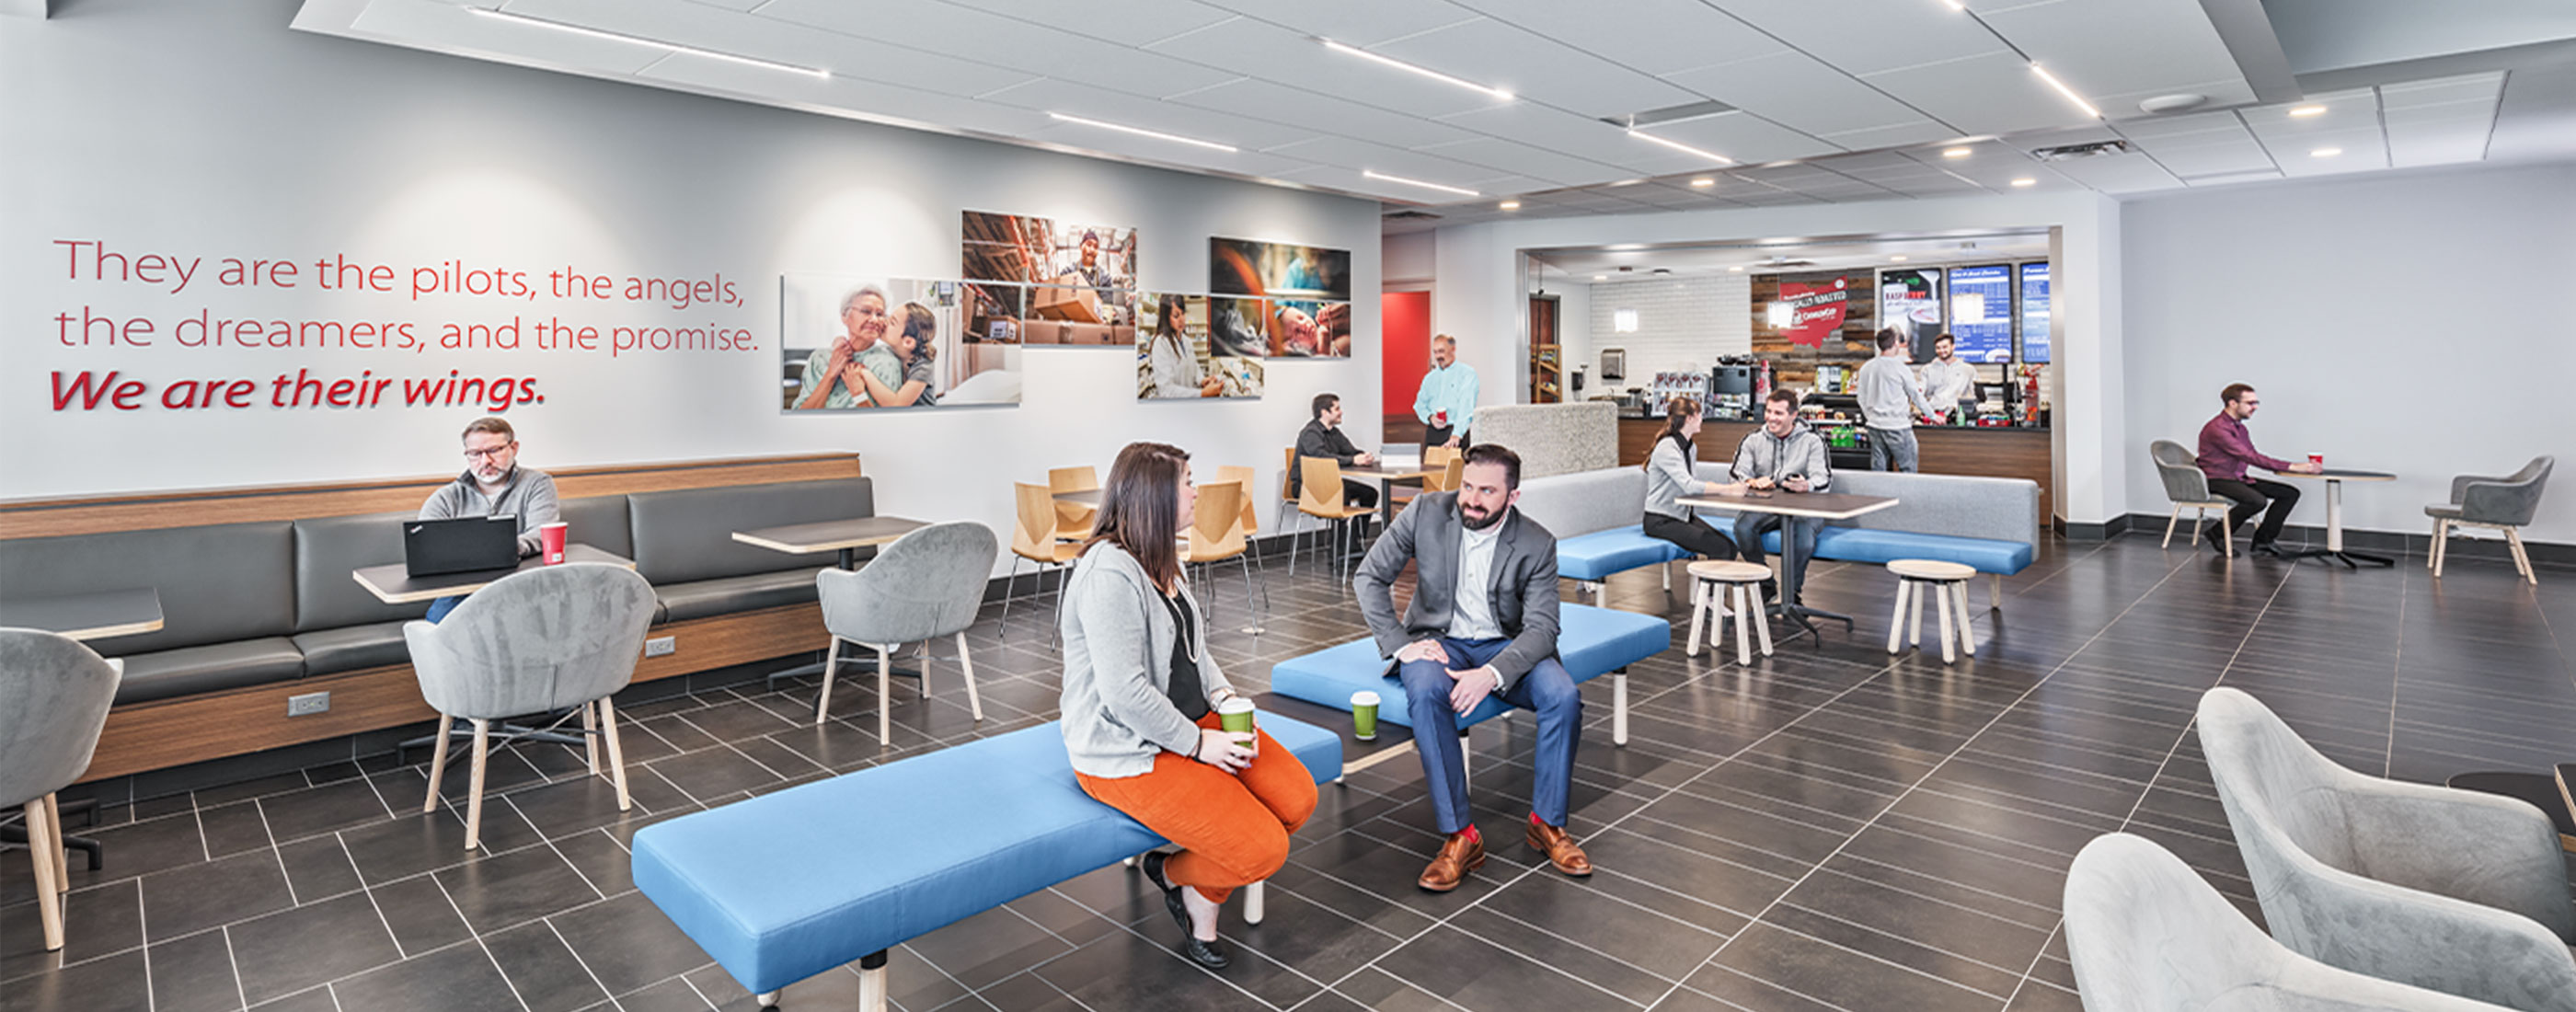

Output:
xmin=2139 ymin=93 xmax=2209 ymax=114
xmin=2030 ymin=140 xmax=2132 ymax=161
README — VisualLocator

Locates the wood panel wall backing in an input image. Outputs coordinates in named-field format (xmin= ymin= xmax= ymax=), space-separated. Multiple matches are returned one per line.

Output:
xmin=1748 ymin=270 xmax=1877 ymax=389
xmin=0 ymin=453 xmax=863 ymax=538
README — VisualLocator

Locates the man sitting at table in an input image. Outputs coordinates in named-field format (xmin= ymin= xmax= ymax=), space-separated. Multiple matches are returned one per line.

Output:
xmin=1731 ymin=388 xmax=1833 ymax=604
xmin=420 ymin=417 xmax=559 ymax=622
xmin=2196 ymin=383 xmax=2320 ymax=558
xmin=1353 ymin=443 xmax=1593 ymax=891
xmin=1292 ymin=393 xmax=1380 ymax=517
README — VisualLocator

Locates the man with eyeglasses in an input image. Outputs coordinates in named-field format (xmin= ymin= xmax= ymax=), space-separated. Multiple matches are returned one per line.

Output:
xmin=419 ymin=416 xmax=559 ymax=622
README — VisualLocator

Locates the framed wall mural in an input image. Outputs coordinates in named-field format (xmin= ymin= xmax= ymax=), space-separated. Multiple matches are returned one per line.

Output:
xmin=779 ymin=274 xmax=1022 ymax=410
xmin=1137 ymin=292 xmax=1261 ymax=399
xmin=963 ymin=211 xmax=1137 ymax=347
xmin=1209 ymin=236 xmax=1351 ymax=358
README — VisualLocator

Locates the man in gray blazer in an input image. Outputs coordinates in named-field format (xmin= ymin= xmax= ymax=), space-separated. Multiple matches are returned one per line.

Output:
xmin=1354 ymin=443 xmax=1593 ymax=891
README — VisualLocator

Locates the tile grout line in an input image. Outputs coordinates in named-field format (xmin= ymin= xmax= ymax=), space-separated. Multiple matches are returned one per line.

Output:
xmin=220 ymin=925 xmax=251 ymax=1011
xmin=427 ymin=873 xmax=537 ymax=1012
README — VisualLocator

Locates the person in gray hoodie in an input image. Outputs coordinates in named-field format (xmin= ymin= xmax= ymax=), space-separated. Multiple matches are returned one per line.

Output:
xmin=1058 ymin=442 xmax=1315 ymax=972
xmin=1730 ymin=387 xmax=1834 ymax=603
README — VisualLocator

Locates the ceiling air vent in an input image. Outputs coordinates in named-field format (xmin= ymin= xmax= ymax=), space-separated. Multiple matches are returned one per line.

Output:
xmin=1382 ymin=210 xmax=1442 ymax=221
xmin=2030 ymin=140 xmax=2132 ymax=161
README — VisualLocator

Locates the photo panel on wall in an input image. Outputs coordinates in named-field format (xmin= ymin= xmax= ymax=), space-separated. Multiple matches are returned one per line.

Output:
xmin=779 ymin=274 xmax=1022 ymax=411
xmin=962 ymin=210 xmax=1136 ymax=331
xmin=1209 ymin=236 xmax=1351 ymax=358
xmin=1138 ymin=292 xmax=1261 ymax=400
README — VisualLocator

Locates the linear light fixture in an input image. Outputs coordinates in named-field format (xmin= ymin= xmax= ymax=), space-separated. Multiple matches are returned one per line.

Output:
xmin=2009 ymin=177 xmax=2037 ymax=187
xmin=1942 ymin=146 xmax=1973 ymax=159
xmin=1320 ymin=40 xmax=1512 ymax=100
xmin=1499 ymin=200 xmax=1522 ymax=210
xmin=1690 ymin=177 xmax=1716 ymax=187
xmin=2310 ymin=147 xmax=2341 ymax=157
xmin=1048 ymin=112 xmax=1237 ymax=152
xmin=1363 ymin=170 xmax=1478 ymax=197
xmin=467 ymin=7 xmax=830 ymax=78
xmin=1627 ymin=130 xmax=1735 ymax=166
xmin=2030 ymin=63 xmax=2101 ymax=119
xmin=2289 ymin=104 xmax=2327 ymax=117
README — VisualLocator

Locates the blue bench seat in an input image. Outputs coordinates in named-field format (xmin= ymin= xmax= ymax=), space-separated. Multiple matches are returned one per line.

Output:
xmin=1754 ymin=526 xmax=2035 ymax=574
xmin=1266 ymin=603 xmax=1669 ymax=745
xmin=632 ymin=717 xmax=1342 ymax=1005
xmin=1554 ymin=525 xmax=1688 ymax=583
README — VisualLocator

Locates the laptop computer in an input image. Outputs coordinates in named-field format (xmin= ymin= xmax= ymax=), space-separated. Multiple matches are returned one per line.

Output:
xmin=404 ymin=516 xmax=522 ymax=578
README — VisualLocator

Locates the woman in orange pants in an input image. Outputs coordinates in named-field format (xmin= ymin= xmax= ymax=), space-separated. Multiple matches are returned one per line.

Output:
xmin=1059 ymin=442 xmax=1317 ymax=970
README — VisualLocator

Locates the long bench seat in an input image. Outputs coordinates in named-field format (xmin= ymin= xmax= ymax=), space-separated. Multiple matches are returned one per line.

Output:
xmin=1555 ymin=525 xmax=1688 ymax=584
xmin=632 ymin=717 xmax=1344 ymax=1007
xmin=1755 ymin=527 xmax=2036 ymax=574
xmin=1266 ymin=603 xmax=1669 ymax=745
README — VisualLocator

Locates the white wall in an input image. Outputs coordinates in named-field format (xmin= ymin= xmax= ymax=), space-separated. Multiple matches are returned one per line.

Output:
xmin=1384 ymin=232 xmax=1436 ymax=287
xmin=1432 ymin=190 xmax=2124 ymax=523
xmin=1 ymin=0 xmax=1381 ymax=573
xmin=2122 ymin=164 xmax=2576 ymax=544
xmin=1584 ymin=275 xmax=1751 ymax=392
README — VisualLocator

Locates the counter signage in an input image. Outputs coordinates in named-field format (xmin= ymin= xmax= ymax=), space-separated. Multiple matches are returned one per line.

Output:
xmin=2018 ymin=262 xmax=2052 ymax=364
xmin=1879 ymin=268 xmax=1944 ymax=362
xmin=1945 ymin=264 xmax=2013 ymax=363
xmin=1774 ymin=277 xmax=1848 ymax=348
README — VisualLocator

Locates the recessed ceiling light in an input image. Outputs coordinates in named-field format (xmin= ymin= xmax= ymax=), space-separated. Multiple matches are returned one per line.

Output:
xmin=1363 ymin=169 xmax=1478 ymax=197
xmin=467 ymin=7 xmax=830 ymax=77
xmin=1689 ymin=177 xmax=1716 ymax=188
xmin=1608 ymin=178 xmax=1646 ymax=187
xmin=2030 ymin=63 xmax=2102 ymax=120
xmin=1891 ymin=255 xmax=1909 ymax=262
xmin=1942 ymin=146 xmax=1973 ymax=159
xmin=2010 ymin=178 xmax=2037 ymax=187
xmin=2289 ymin=105 xmax=2327 ymax=118
xmin=1728 ymin=266 xmax=1743 ymax=272
xmin=1938 ymin=0 xmax=1965 ymax=9
xmin=1627 ymin=130 xmax=1735 ymax=166
xmin=1047 ymin=112 xmax=1236 ymax=152
xmin=1320 ymin=40 xmax=1512 ymax=101
xmin=2311 ymin=147 xmax=2341 ymax=158
xmin=1593 ymin=274 xmax=1607 ymax=282
xmin=1499 ymin=200 xmax=1521 ymax=210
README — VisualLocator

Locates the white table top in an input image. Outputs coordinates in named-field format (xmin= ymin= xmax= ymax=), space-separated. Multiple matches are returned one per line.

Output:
xmin=731 ymin=516 xmax=929 ymax=555
xmin=0 ymin=587 xmax=165 ymax=641
xmin=1678 ymin=490 xmax=1900 ymax=522
xmin=353 ymin=545 xmax=634 ymax=604
xmin=2275 ymin=468 xmax=2395 ymax=482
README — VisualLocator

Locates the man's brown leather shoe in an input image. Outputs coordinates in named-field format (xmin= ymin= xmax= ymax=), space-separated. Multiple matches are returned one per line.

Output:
xmin=1526 ymin=821 xmax=1593 ymax=877
xmin=1417 ymin=831 xmax=1486 ymax=891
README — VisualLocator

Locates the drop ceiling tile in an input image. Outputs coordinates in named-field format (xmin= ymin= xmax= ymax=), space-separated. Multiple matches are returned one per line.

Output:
xmin=1169 ymin=77 xmax=1480 ymax=150
xmin=1195 ymin=0 xmax=1482 ymax=48
xmin=2090 ymin=78 xmax=2258 ymax=119
xmin=1447 ymin=0 xmax=1785 ymax=75
xmin=2182 ymin=169 xmax=2283 ymax=187
xmin=1862 ymin=52 xmax=2097 ymax=136
xmin=636 ymin=59 xmax=1057 ymax=136
xmin=2041 ymin=152 xmax=2184 ymax=193
xmin=1978 ymin=0 xmax=2247 ymax=107
xmin=758 ymin=0 xmax=1235 ymax=98
xmin=1412 ymin=137 xmax=1633 ymax=187
xmin=1146 ymin=16 xmax=1507 ymax=118
xmin=1878 ymin=175 xmax=1988 ymax=196
xmin=2386 ymin=121 xmax=2493 ymax=167
xmin=1663 ymin=50 xmax=1939 ymax=136
xmin=1259 ymin=134 xmax=1513 ymax=189
xmin=503 ymin=0 xmax=1036 ymax=98
xmin=1813 ymin=150 xmax=1923 ymax=173
xmin=2378 ymin=72 xmax=2506 ymax=109
xmin=1436 ymin=102 xmax=1645 ymax=155
xmin=2238 ymin=88 xmax=2377 ymax=132
xmin=2112 ymin=109 xmax=2244 ymax=141
xmin=1817 ymin=120 xmax=1962 ymax=151
xmin=1015 ymin=121 xmax=1326 ymax=178
xmin=1370 ymin=17 xmax=1704 ymax=119
xmin=940 ymin=0 xmax=1237 ymax=49
xmin=351 ymin=0 xmax=663 ymax=75
xmin=2137 ymin=139 xmax=2276 ymax=177
xmin=2261 ymin=128 xmax=2388 ymax=176
xmin=1715 ymin=0 xmax=2010 ymax=76
xmin=980 ymin=78 xmax=1315 ymax=149
xmin=1641 ymin=111 xmax=1844 ymax=166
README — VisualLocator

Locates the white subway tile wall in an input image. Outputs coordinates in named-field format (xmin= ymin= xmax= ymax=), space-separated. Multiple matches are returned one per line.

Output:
xmin=1581 ymin=275 xmax=1750 ymax=395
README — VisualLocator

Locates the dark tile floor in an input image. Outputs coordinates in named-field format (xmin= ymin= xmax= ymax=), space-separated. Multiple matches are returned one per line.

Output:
xmin=6 ymin=535 xmax=2572 ymax=1012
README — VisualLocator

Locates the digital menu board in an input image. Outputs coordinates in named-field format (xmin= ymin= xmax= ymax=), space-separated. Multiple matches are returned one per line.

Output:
xmin=1878 ymin=268 xmax=1944 ymax=362
xmin=1944 ymin=264 xmax=2013 ymax=363
xmin=2018 ymin=262 xmax=2052 ymax=363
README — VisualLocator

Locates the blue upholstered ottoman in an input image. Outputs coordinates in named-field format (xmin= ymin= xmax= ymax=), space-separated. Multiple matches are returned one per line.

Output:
xmin=1266 ymin=603 xmax=1670 ymax=745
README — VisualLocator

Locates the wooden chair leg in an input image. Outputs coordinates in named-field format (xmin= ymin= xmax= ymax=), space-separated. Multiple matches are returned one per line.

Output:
xmin=2507 ymin=527 xmax=2536 ymax=583
xmin=2162 ymin=506 xmax=2181 ymax=548
xmin=1934 ymin=582 xmax=1958 ymax=664
xmin=581 ymin=702 xmax=599 ymax=776
xmin=815 ymin=637 xmax=843 ymax=725
xmin=2432 ymin=523 xmax=2450 ymax=577
xmin=1953 ymin=583 xmax=1976 ymax=656
xmin=2426 ymin=519 xmax=2441 ymax=569
xmin=422 ymin=713 xmax=454 ymax=812
xmin=45 ymin=794 xmax=67 ymax=895
xmin=1887 ymin=580 xmax=1911 ymax=655
xmin=1685 ymin=579 xmax=1708 ymax=657
xmin=600 ymin=697 xmax=632 ymax=811
xmin=465 ymin=719 xmax=491 ymax=852
xmin=1732 ymin=584 xmax=1753 ymax=666
xmin=26 ymin=798 xmax=63 ymax=950
xmin=956 ymin=631 xmax=984 ymax=721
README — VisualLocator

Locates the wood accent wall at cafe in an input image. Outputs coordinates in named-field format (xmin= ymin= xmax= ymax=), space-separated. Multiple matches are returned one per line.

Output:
xmin=1748 ymin=270 xmax=1877 ymax=389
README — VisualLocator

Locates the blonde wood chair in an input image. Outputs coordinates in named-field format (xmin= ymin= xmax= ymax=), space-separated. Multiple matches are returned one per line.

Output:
xmin=1005 ymin=482 xmax=1084 ymax=631
xmin=1273 ymin=447 xmax=1305 ymax=555
xmin=1298 ymin=456 xmax=1378 ymax=582
xmin=1183 ymin=479 xmax=1259 ymax=627
xmin=1049 ymin=466 xmax=1100 ymax=534
xmin=1212 ymin=465 xmax=1271 ymax=620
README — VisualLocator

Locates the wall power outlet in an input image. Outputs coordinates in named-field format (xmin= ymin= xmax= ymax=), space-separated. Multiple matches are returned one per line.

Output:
xmin=644 ymin=636 xmax=677 ymax=658
xmin=287 ymin=691 xmax=330 ymax=717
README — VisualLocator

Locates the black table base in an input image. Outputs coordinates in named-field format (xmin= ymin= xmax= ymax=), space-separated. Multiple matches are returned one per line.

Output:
xmin=2268 ymin=546 xmax=2396 ymax=569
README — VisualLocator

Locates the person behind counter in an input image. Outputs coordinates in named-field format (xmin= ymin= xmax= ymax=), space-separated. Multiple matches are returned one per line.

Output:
xmin=1857 ymin=328 xmax=1944 ymax=471
xmin=1918 ymin=333 xmax=1979 ymax=421
xmin=420 ymin=417 xmax=559 ymax=623
xmin=1731 ymin=388 xmax=1833 ymax=604
xmin=2195 ymin=383 xmax=2320 ymax=557
xmin=1640 ymin=398 xmax=1765 ymax=593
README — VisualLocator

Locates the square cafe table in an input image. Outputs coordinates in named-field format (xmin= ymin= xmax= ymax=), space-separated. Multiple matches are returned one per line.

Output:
xmin=1677 ymin=489 xmax=1900 ymax=640
xmin=1339 ymin=460 xmax=1434 ymax=524
xmin=353 ymin=544 xmax=635 ymax=604
xmin=2271 ymin=467 xmax=2397 ymax=569
xmin=731 ymin=515 xmax=930 ymax=681
xmin=0 ymin=587 xmax=165 ymax=641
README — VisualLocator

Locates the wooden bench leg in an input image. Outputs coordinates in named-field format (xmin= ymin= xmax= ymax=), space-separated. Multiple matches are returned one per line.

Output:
xmin=1988 ymin=572 xmax=2001 ymax=613
xmin=857 ymin=949 xmax=889 ymax=1012
xmin=1245 ymin=880 xmax=1267 ymax=925
xmin=1458 ymin=730 xmax=1470 ymax=785
xmin=1613 ymin=673 xmax=1628 ymax=747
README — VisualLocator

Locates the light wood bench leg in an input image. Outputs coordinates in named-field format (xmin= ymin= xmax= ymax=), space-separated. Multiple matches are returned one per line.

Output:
xmin=1245 ymin=880 xmax=1267 ymax=925
xmin=1705 ymin=582 xmax=1726 ymax=657
xmin=1952 ymin=583 xmax=1976 ymax=656
xmin=1613 ymin=673 xmax=1629 ymax=746
xmin=1886 ymin=580 xmax=1911 ymax=655
xmin=2433 ymin=521 xmax=2450 ymax=577
xmin=1989 ymin=572 xmax=2002 ymax=613
xmin=2427 ymin=518 xmax=2442 ymax=570
xmin=1935 ymin=583 xmax=1957 ymax=664
xmin=857 ymin=949 xmax=889 ymax=1012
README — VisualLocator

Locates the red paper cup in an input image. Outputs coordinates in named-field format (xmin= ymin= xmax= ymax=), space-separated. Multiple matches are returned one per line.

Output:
xmin=539 ymin=522 xmax=568 ymax=565
xmin=2307 ymin=454 xmax=2324 ymax=467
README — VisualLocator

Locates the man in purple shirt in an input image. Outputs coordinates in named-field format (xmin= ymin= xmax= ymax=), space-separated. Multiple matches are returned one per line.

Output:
xmin=2196 ymin=384 xmax=2322 ymax=556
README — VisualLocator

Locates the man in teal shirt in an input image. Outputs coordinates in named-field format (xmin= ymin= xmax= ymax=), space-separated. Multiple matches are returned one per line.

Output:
xmin=1413 ymin=333 xmax=1478 ymax=452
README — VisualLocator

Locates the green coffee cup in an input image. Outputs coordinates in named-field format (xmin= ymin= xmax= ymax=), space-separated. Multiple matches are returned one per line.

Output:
xmin=1351 ymin=690 xmax=1381 ymax=741
xmin=1217 ymin=696 xmax=1256 ymax=736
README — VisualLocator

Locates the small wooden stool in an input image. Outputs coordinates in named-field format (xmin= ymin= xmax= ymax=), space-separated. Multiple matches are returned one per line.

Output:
xmin=1685 ymin=560 xmax=1774 ymax=664
xmin=1886 ymin=559 xmax=1977 ymax=663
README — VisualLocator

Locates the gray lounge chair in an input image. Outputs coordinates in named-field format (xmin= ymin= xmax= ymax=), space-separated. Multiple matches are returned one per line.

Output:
xmin=2428 ymin=456 xmax=2553 ymax=583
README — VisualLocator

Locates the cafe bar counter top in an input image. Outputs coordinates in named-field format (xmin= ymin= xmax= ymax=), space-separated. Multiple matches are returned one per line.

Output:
xmin=1618 ymin=417 xmax=2055 ymax=523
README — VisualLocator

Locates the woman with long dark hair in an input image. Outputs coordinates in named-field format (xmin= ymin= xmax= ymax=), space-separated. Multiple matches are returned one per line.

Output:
xmin=1642 ymin=397 xmax=1750 ymax=569
xmin=1144 ymin=295 xmax=1223 ymax=398
xmin=1058 ymin=442 xmax=1315 ymax=970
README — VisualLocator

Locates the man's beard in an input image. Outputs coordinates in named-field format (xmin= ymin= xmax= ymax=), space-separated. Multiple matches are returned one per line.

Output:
xmin=1460 ymin=502 xmax=1505 ymax=531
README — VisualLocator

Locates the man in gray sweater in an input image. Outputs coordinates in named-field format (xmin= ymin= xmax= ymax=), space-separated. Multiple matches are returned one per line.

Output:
xmin=1856 ymin=328 xmax=1942 ymax=472
xmin=419 ymin=417 xmax=558 ymax=622
xmin=1354 ymin=444 xmax=1593 ymax=891
xmin=1731 ymin=388 xmax=1834 ymax=604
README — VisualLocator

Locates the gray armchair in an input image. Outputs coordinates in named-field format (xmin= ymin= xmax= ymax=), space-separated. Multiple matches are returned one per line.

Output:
xmin=2196 ymin=687 xmax=2576 ymax=1011
xmin=2151 ymin=440 xmax=2236 ymax=551
xmin=814 ymin=521 xmax=998 ymax=744
xmin=2428 ymin=456 xmax=2552 ymax=583
xmin=2066 ymin=833 xmax=2513 ymax=1011
xmin=405 ymin=563 xmax=657 ymax=851
xmin=0 ymin=629 xmax=121 ymax=951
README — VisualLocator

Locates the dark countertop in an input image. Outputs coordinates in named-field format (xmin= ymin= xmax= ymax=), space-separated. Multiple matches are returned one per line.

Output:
xmin=1620 ymin=415 xmax=2049 ymax=433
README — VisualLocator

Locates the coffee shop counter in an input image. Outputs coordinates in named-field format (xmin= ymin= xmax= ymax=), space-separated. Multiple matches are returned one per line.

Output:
xmin=1616 ymin=417 xmax=2055 ymax=523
